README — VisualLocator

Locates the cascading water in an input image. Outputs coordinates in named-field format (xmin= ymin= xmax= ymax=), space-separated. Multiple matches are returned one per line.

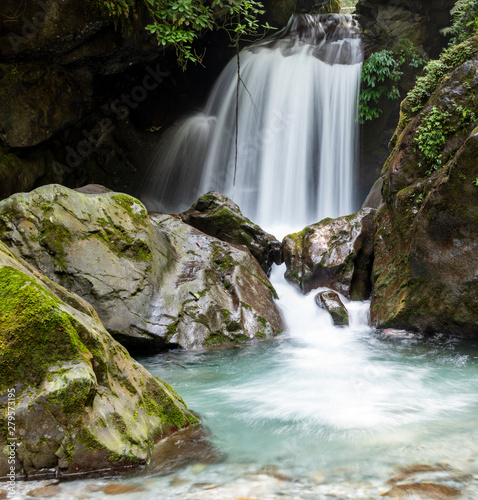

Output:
xmin=143 ymin=14 xmax=363 ymax=228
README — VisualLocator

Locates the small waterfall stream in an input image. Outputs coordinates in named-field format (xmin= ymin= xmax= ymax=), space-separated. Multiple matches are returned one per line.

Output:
xmin=143 ymin=14 xmax=362 ymax=227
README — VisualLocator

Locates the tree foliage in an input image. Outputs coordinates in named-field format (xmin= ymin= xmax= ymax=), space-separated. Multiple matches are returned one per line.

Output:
xmin=103 ymin=0 xmax=273 ymax=69
xmin=441 ymin=0 xmax=478 ymax=46
xmin=359 ymin=40 xmax=426 ymax=123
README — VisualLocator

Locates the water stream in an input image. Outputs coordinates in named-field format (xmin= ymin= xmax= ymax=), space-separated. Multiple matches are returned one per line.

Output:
xmin=22 ymin=267 xmax=478 ymax=499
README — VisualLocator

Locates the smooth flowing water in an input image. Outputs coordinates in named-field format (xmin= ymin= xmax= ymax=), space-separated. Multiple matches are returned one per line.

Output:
xmin=21 ymin=267 xmax=478 ymax=499
xmin=143 ymin=14 xmax=363 ymax=226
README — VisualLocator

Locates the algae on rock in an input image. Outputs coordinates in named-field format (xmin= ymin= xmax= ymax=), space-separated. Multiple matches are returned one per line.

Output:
xmin=0 ymin=241 xmax=198 ymax=478
xmin=0 ymin=184 xmax=284 ymax=351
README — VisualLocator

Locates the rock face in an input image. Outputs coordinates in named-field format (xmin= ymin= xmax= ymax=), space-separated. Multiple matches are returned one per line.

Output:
xmin=371 ymin=36 xmax=478 ymax=336
xmin=180 ymin=191 xmax=282 ymax=276
xmin=355 ymin=0 xmax=455 ymax=205
xmin=0 ymin=185 xmax=284 ymax=350
xmin=283 ymin=208 xmax=375 ymax=299
xmin=315 ymin=290 xmax=349 ymax=326
xmin=0 ymin=240 xmax=198 ymax=477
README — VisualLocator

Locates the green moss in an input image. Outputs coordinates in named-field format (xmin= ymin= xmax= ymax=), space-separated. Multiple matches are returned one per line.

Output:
xmin=0 ymin=266 xmax=91 ymax=392
xmin=39 ymin=219 xmax=72 ymax=270
xmin=111 ymin=194 xmax=149 ymax=227
xmin=90 ymin=221 xmax=152 ymax=263
xmin=141 ymin=379 xmax=198 ymax=430
xmin=226 ymin=320 xmax=242 ymax=332
xmin=47 ymin=375 xmax=95 ymax=415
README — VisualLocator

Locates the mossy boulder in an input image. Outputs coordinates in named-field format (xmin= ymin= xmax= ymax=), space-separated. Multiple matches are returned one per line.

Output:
xmin=0 ymin=184 xmax=284 ymax=351
xmin=180 ymin=191 xmax=282 ymax=276
xmin=371 ymin=41 xmax=478 ymax=336
xmin=283 ymin=208 xmax=375 ymax=299
xmin=315 ymin=290 xmax=349 ymax=326
xmin=0 ymin=240 xmax=198 ymax=478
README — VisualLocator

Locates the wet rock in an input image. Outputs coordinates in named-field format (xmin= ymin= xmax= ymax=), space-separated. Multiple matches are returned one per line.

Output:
xmin=0 ymin=240 xmax=199 ymax=477
xmin=180 ymin=191 xmax=282 ymax=276
xmin=384 ymin=482 xmax=461 ymax=499
xmin=371 ymin=37 xmax=478 ymax=336
xmin=0 ymin=184 xmax=284 ymax=351
xmin=27 ymin=485 xmax=62 ymax=498
xmin=315 ymin=291 xmax=349 ymax=326
xmin=149 ymin=426 xmax=223 ymax=475
xmin=283 ymin=208 xmax=375 ymax=298
xmin=103 ymin=484 xmax=146 ymax=495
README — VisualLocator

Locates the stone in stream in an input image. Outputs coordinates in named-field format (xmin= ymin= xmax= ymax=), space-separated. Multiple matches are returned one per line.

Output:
xmin=0 ymin=240 xmax=199 ymax=477
xmin=283 ymin=208 xmax=375 ymax=299
xmin=315 ymin=290 xmax=349 ymax=326
xmin=384 ymin=482 xmax=461 ymax=499
xmin=0 ymin=184 xmax=284 ymax=351
xmin=180 ymin=191 xmax=283 ymax=276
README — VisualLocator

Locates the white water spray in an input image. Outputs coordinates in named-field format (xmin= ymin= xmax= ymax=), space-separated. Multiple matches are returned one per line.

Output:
xmin=143 ymin=14 xmax=363 ymax=228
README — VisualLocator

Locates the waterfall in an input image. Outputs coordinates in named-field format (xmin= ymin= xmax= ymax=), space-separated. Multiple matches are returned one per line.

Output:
xmin=143 ymin=14 xmax=363 ymax=228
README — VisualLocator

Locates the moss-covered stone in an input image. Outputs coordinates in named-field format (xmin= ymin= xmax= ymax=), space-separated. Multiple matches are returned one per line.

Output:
xmin=180 ymin=192 xmax=283 ymax=276
xmin=371 ymin=42 xmax=478 ymax=336
xmin=0 ymin=185 xmax=285 ymax=351
xmin=283 ymin=209 xmax=375 ymax=298
xmin=0 ymin=240 xmax=199 ymax=478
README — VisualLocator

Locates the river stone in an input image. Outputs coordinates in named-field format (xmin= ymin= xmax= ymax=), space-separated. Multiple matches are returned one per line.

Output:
xmin=315 ymin=291 xmax=349 ymax=326
xmin=371 ymin=37 xmax=478 ymax=336
xmin=180 ymin=191 xmax=283 ymax=276
xmin=0 ymin=184 xmax=284 ymax=351
xmin=385 ymin=482 xmax=460 ymax=499
xmin=0 ymin=240 xmax=199 ymax=478
xmin=283 ymin=208 xmax=375 ymax=298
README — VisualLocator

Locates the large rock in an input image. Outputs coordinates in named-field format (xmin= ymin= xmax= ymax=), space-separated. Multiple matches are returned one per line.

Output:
xmin=283 ymin=208 xmax=375 ymax=299
xmin=0 ymin=185 xmax=284 ymax=350
xmin=371 ymin=37 xmax=478 ymax=336
xmin=315 ymin=290 xmax=349 ymax=326
xmin=0 ymin=240 xmax=199 ymax=477
xmin=180 ymin=191 xmax=282 ymax=276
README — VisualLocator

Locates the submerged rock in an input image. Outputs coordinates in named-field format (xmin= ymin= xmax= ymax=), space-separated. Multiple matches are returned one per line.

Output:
xmin=0 ymin=241 xmax=199 ymax=478
xmin=283 ymin=208 xmax=375 ymax=299
xmin=0 ymin=184 xmax=284 ymax=351
xmin=180 ymin=191 xmax=282 ymax=276
xmin=315 ymin=290 xmax=349 ymax=326
xmin=371 ymin=37 xmax=478 ymax=336
xmin=384 ymin=482 xmax=460 ymax=499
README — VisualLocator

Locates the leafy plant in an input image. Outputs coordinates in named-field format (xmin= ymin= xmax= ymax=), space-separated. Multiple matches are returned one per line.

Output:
xmin=407 ymin=41 xmax=474 ymax=114
xmin=103 ymin=0 xmax=273 ymax=70
xmin=359 ymin=50 xmax=402 ymax=123
xmin=473 ymin=177 xmax=478 ymax=185
xmin=359 ymin=40 xmax=426 ymax=124
xmin=441 ymin=0 xmax=478 ymax=46
xmin=414 ymin=106 xmax=453 ymax=174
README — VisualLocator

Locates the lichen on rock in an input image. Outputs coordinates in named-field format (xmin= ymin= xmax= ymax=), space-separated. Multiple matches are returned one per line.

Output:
xmin=0 ymin=241 xmax=199 ymax=478
xmin=0 ymin=184 xmax=284 ymax=351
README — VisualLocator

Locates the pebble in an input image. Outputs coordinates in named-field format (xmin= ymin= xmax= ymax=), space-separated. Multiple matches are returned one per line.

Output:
xmin=27 ymin=485 xmax=62 ymax=498
xmin=385 ymin=482 xmax=461 ymax=499
xmin=103 ymin=483 xmax=146 ymax=495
